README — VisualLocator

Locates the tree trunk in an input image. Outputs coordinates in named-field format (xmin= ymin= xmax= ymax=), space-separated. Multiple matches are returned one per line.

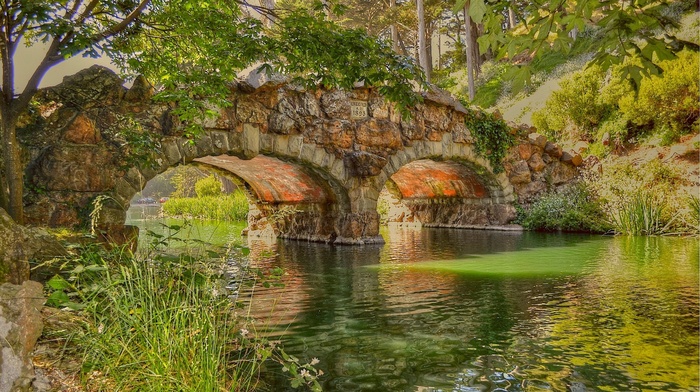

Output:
xmin=261 ymin=0 xmax=276 ymax=28
xmin=464 ymin=3 xmax=475 ymax=100
xmin=390 ymin=0 xmax=399 ymax=52
xmin=508 ymin=8 xmax=516 ymax=29
xmin=1 ymin=111 xmax=23 ymax=223
xmin=417 ymin=0 xmax=430 ymax=82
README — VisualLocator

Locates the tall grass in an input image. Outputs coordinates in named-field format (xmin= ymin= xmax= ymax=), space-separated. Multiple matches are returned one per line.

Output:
xmin=74 ymin=255 xmax=263 ymax=391
xmin=163 ymin=189 xmax=249 ymax=221
xmin=609 ymin=193 xmax=669 ymax=236
xmin=42 ymin=236 xmax=324 ymax=391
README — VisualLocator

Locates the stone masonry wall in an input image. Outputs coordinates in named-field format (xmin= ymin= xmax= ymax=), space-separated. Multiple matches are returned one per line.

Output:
xmin=17 ymin=66 xmax=578 ymax=243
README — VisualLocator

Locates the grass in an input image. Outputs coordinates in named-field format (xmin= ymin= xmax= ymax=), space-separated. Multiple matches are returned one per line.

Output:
xmin=609 ymin=193 xmax=670 ymax=236
xmin=39 ymin=231 xmax=323 ymax=391
xmin=162 ymin=190 xmax=249 ymax=221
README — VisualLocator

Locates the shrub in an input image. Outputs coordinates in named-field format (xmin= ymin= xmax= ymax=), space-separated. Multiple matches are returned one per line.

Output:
xmin=531 ymin=65 xmax=611 ymax=141
xmin=520 ymin=182 xmax=610 ymax=233
xmin=585 ymin=160 xmax=695 ymax=235
xmin=195 ymin=175 xmax=223 ymax=198
xmin=618 ymin=50 xmax=700 ymax=142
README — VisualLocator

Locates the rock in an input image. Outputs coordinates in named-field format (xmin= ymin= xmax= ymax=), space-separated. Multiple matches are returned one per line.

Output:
xmin=561 ymin=151 xmax=583 ymax=166
xmin=0 ymin=209 xmax=66 ymax=284
xmin=422 ymin=87 xmax=468 ymax=114
xmin=544 ymin=141 xmax=563 ymax=158
xmin=515 ymin=180 xmax=547 ymax=202
xmin=528 ymin=132 xmax=547 ymax=148
xmin=29 ymin=145 xmax=117 ymax=192
xmin=48 ymin=65 xmax=125 ymax=108
xmin=0 ymin=281 xmax=45 ymax=392
xmin=63 ymin=114 xmax=101 ymax=144
xmin=528 ymin=153 xmax=547 ymax=172
xmin=601 ymin=132 xmax=611 ymax=146
xmin=508 ymin=160 xmax=531 ymax=184
xmin=124 ymin=75 xmax=154 ymax=103
xmin=320 ymin=90 xmax=351 ymax=119
xmin=237 ymin=66 xmax=287 ymax=91
xmin=343 ymin=150 xmax=387 ymax=177
xmin=518 ymin=143 xmax=533 ymax=160
xmin=545 ymin=160 xmax=578 ymax=185
xmin=541 ymin=153 xmax=552 ymax=164
xmin=355 ymin=118 xmax=402 ymax=151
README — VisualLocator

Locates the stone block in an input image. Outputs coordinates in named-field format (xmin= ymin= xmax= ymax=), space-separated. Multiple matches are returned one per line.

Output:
xmin=208 ymin=131 xmax=230 ymax=154
xmin=330 ymin=159 xmax=346 ymax=181
xmin=259 ymin=133 xmax=273 ymax=154
xmin=299 ymin=143 xmax=315 ymax=163
xmin=241 ymin=124 xmax=260 ymax=159
xmin=273 ymin=135 xmax=290 ymax=156
xmin=288 ymin=135 xmax=304 ymax=156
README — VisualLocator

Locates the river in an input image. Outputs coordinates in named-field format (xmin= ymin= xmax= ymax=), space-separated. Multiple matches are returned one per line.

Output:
xmin=126 ymin=210 xmax=699 ymax=392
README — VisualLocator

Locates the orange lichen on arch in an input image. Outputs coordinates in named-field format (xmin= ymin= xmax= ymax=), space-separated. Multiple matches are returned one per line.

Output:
xmin=390 ymin=160 xmax=488 ymax=200
xmin=194 ymin=155 xmax=329 ymax=204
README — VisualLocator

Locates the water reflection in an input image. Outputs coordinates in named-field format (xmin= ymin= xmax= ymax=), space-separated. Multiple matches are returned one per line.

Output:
xmin=125 ymin=213 xmax=699 ymax=391
xmin=240 ymin=228 xmax=698 ymax=392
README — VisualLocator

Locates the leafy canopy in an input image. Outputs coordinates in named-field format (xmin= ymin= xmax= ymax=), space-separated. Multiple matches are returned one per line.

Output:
xmin=455 ymin=0 xmax=698 ymax=90
xmin=8 ymin=0 xmax=425 ymax=127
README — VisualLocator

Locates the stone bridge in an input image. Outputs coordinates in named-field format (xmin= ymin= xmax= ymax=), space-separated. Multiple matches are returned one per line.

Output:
xmin=20 ymin=66 xmax=579 ymax=244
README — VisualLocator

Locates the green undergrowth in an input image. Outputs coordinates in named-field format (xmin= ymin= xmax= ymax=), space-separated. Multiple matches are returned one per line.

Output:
xmin=518 ymin=160 xmax=699 ymax=236
xmin=518 ymin=182 xmax=611 ymax=233
xmin=163 ymin=189 xmax=249 ymax=221
xmin=39 ymin=224 xmax=322 ymax=391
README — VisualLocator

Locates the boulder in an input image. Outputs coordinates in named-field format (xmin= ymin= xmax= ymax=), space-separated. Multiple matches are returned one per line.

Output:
xmin=508 ymin=160 xmax=531 ymax=184
xmin=0 ymin=209 xmax=66 ymax=285
xmin=343 ymin=150 xmax=388 ymax=177
xmin=518 ymin=143 xmax=533 ymax=160
xmin=63 ymin=113 xmax=101 ymax=144
xmin=546 ymin=160 xmax=578 ymax=185
xmin=561 ymin=151 xmax=583 ymax=167
xmin=528 ymin=133 xmax=547 ymax=148
xmin=528 ymin=153 xmax=547 ymax=172
xmin=544 ymin=141 xmax=563 ymax=158
xmin=0 ymin=281 xmax=45 ymax=392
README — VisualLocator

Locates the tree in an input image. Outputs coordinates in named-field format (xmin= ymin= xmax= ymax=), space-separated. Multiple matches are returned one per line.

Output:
xmin=459 ymin=0 xmax=698 ymax=91
xmin=417 ymin=0 xmax=430 ymax=81
xmin=0 ymin=0 xmax=424 ymax=224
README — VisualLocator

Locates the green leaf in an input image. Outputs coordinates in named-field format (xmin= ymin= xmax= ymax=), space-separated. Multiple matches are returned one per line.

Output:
xmin=468 ymin=0 xmax=487 ymax=24
xmin=47 ymin=290 xmax=69 ymax=307
xmin=47 ymin=275 xmax=70 ymax=290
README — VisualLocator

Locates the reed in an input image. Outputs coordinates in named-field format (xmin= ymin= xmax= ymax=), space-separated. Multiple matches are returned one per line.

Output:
xmin=163 ymin=189 xmax=249 ymax=221
xmin=609 ymin=193 xmax=669 ymax=236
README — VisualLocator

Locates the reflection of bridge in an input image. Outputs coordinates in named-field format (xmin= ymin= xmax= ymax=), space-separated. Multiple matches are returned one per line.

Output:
xmin=23 ymin=66 xmax=519 ymax=244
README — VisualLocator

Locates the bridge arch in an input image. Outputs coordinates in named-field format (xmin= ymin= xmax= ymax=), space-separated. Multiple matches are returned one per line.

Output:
xmin=22 ymin=66 xmax=525 ymax=245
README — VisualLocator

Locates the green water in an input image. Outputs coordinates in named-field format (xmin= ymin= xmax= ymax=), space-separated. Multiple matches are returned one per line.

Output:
xmin=126 ymin=211 xmax=699 ymax=391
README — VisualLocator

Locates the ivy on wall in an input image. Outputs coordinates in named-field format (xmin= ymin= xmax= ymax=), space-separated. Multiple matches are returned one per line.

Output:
xmin=464 ymin=109 xmax=515 ymax=174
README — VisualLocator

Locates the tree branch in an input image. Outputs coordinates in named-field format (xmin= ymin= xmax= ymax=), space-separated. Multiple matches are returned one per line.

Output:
xmin=91 ymin=0 xmax=150 ymax=42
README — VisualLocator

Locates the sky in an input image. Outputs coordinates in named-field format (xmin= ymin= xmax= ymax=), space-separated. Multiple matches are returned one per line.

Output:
xmin=14 ymin=43 xmax=118 ymax=91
